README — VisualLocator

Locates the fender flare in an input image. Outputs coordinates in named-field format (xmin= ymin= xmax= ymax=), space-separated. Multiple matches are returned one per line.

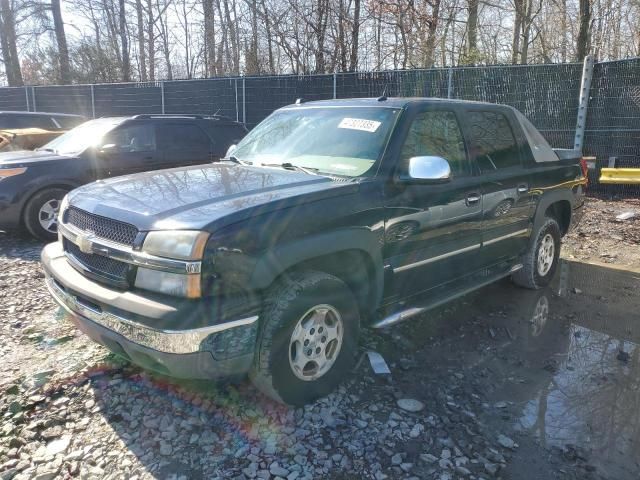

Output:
xmin=250 ymin=227 xmax=384 ymax=308
xmin=530 ymin=189 xmax=574 ymax=246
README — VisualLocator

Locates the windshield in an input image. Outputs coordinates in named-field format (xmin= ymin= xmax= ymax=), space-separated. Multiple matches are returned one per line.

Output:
xmin=232 ymin=106 xmax=399 ymax=177
xmin=39 ymin=118 xmax=123 ymax=155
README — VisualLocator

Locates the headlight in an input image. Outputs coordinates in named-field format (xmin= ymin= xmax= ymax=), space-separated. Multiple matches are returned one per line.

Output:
xmin=134 ymin=267 xmax=201 ymax=298
xmin=142 ymin=230 xmax=209 ymax=260
xmin=0 ymin=167 xmax=27 ymax=180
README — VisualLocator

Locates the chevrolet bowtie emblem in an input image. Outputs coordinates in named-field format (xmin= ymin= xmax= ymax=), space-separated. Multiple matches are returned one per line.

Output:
xmin=76 ymin=233 xmax=95 ymax=254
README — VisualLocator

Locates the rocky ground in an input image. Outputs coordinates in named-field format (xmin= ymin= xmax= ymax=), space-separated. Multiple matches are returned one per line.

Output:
xmin=0 ymin=198 xmax=638 ymax=480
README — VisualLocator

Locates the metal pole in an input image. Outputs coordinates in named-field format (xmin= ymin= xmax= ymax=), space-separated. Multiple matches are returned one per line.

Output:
xmin=447 ymin=67 xmax=453 ymax=99
xmin=235 ymin=79 xmax=239 ymax=122
xmin=31 ymin=86 xmax=37 ymax=111
xmin=333 ymin=73 xmax=337 ymax=99
xmin=574 ymin=55 xmax=594 ymax=152
xmin=160 ymin=81 xmax=165 ymax=114
xmin=24 ymin=86 xmax=29 ymax=111
xmin=242 ymin=77 xmax=246 ymax=125
xmin=90 ymin=85 xmax=96 ymax=118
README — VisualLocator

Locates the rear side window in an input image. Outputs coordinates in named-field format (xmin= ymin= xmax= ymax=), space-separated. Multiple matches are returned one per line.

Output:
xmin=468 ymin=111 xmax=520 ymax=171
xmin=54 ymin=116 xmax=85 ymax=129
xmin=157 ymin=124 xmax=211 ymax=150
xmin=401 ymin=110 xmax=469 ymax=176
xmin=0 ymin=114 xmax=55 ymax=130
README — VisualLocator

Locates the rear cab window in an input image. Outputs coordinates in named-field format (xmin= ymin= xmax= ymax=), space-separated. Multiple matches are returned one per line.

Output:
xmin=467 ymin=110 xmax=521 ymax=172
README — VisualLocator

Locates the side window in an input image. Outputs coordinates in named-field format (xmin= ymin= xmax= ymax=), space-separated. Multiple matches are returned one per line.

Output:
xmin=401 ymin=111 xmax=468 ymax=177
xmin=157 ymin=124 xmax=212 ymax=150
xmin=54 ymin=116 xmax=85 ymax=129
xmin=12 ymin=115 xmax=55 ymax=130
xmin=102 ymin=124 xmax=156 ymax=153
xmin=468 ymin=111 xmax=520 ymax=171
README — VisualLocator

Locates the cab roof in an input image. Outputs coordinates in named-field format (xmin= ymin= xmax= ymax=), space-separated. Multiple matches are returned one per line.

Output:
xmin=280 ymin=97 xmax=502 ymax=110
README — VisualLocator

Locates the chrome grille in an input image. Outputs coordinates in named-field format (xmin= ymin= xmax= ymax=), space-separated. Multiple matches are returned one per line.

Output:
xmin=65 ymin=240 xmax=130 ymax=284
xmin=66 ymin=207 xmax=138 ymax=246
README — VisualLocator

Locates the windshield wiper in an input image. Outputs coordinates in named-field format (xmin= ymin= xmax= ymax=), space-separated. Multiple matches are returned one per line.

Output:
xmin=260 ymin=162 xmax=320 ymax=176
xmin=36 ymin=147 xmax=56 ymax=153
xmin=225 ymin=155 xmax=251 ymax=166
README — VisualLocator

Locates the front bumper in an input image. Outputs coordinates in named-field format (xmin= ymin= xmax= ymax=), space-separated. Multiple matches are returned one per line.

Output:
xmin=42 ymin=242 xmax=259 ymax=379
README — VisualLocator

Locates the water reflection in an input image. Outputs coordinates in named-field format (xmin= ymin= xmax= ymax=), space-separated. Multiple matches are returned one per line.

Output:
xmin=517 ymin=261 xmax=640 ymax=478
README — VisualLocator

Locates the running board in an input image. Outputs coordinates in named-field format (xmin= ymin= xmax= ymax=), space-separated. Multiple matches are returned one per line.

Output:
xmin=371 ymin=263 xmax=523 ymax=329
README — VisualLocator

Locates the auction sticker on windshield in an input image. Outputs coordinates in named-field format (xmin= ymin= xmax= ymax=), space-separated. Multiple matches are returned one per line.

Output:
xmin=338 ymin=118 xmax=382 ymax=133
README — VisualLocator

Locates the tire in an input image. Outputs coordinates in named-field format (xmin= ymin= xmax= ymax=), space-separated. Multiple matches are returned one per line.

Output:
xmin=512 ymin=216 xmax=561 ymax=289
xmin=23 ymin=188 xmax=68 ymax=241
xmin=250 ymin=271 xmax=360 ymax=406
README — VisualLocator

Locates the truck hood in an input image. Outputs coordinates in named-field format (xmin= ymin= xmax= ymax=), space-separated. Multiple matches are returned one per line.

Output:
xmin=0 ymin=149 xmax=72 ymax=166
xmin=67 ymin=163 xmax=356 ymax=231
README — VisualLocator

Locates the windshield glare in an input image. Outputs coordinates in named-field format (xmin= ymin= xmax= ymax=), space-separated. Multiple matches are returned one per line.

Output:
xmin=40 ymin=118 xmax=122 ymax=155
xmin=232 ymin=107 xmax=399 ymax=177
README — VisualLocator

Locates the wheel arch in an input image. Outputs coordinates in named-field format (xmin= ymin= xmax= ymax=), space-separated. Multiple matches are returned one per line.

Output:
xmin=530 ymin=190 xmax=574 ymax=244
xmin=19 ymin=182 xmax=78 ymax=225
xmin=250 ymin=228 xmax=384 ymax=319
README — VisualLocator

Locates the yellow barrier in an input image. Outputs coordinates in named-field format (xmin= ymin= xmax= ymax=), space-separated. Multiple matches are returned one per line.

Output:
xmin=599 ymin=168 xmax=640 ymax=185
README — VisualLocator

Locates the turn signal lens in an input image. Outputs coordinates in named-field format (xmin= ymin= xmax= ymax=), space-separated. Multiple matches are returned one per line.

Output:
xmin=0 ymin=167 xmax=27 ymax=179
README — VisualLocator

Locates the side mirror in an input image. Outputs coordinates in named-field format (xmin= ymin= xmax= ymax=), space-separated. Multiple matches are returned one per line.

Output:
xmin=97 ymin=143 xmax=117 ymax=155
xmin=225 ymin=144 xmax=237 ymax=158
xmin=401 ymin=156 xmax=452 ymax=184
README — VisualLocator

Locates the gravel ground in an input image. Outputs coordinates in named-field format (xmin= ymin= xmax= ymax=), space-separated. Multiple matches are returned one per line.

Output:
xmin=0 ymin=199 xmax=638 ymax=480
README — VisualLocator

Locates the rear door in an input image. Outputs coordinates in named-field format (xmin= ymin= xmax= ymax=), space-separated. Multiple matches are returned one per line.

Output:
xmin=384 ymin=106 xmax=484 ymax=299
xmin=156 ymin=122 xmax=214 ymax=167
xmin=462 ymin=108 xmax=533 ymax=263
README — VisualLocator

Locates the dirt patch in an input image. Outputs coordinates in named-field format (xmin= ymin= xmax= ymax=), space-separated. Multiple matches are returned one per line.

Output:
xmin=564 ymin=198 xmax=640 ymax=269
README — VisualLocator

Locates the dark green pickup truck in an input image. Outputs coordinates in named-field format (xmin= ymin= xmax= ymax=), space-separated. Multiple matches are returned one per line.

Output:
xmin=42 ymin=98 xmax=587 ymax=405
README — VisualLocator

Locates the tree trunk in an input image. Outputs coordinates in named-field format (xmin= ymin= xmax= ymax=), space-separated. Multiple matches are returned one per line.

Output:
xmin=511 ymin=0 xmax=522 ymax=64
xmin=147 ymin=0 xmax=155 ymax=80
xmin=51 ymin=0 xmax=71 ymax=84
xmin=466 ymin=0 xmax=479 ymax=63
xmin=576 ymin=0 xmax=591 ymax=60
xmin=0 ymin=0 xmax=23 ymax=86
xmin=136 ymin=0 xmax=147 ymax=81
xmin=349 ymin=0 xmax=361 ymax=71
xmin=119 ymin=0 xmax=130 ymax=81
xmin=261 ymin=0 xmax=275 ymax=74
xmin=424 ymin=0 xmax=440 ymax=68
xmin=203 ymin=0 xmax=215 ymax=76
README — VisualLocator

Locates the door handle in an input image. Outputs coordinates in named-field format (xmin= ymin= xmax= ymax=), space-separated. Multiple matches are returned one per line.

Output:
xmin=517 ymin=184 xmax=529 ymax=194
xmin=466 ymin=194 xmax=481 ymax=206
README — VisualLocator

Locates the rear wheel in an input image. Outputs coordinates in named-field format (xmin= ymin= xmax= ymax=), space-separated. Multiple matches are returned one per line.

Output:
xmin=23 ymin=188 xmax=68 ymax=241
xmin=512 ymin=217 xmax=561 ymax=289
xmin=250 ymin=271 xmax=360 ymax=405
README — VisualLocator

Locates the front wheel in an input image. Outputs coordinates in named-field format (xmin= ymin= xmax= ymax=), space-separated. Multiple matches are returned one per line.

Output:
xmin=23 ymin=188 xmax=68 ymax=241
xmin=512 ymin=217 xmax=561 ymax=289
xmin=250 ymin=271 xmax=360 ymax=406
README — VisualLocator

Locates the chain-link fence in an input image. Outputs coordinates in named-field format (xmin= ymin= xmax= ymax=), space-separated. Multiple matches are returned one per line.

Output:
xmin=1 ymin=59 xmax=639 ymax=196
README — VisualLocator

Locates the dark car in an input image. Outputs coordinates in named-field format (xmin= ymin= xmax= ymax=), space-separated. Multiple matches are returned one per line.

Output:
xmin=0 ymin=114 xmax=247 ymax=240
xmin=41 ymin=98 xmax=587 ymax=405
xmin=0 ymin=111 xmax=86 ymax=130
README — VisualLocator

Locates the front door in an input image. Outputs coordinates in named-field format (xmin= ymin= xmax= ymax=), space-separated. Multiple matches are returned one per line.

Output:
xmin=96 ymin=123 xmax=159 ymax=178
xmin=384 ymin=108 xmax=484 ymax=300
